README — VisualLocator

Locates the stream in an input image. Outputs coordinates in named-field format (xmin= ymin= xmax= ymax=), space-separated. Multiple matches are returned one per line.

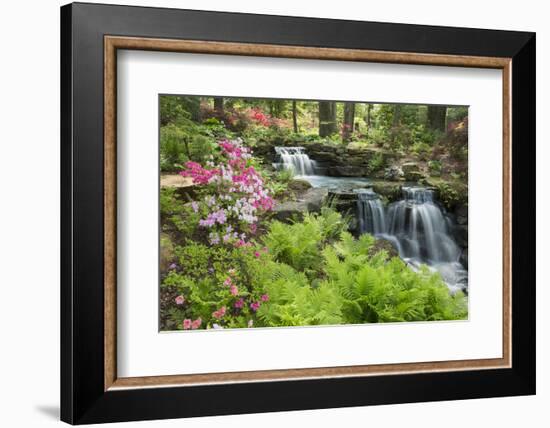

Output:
xmin=274 ymin=146 xmax=468 ymax=293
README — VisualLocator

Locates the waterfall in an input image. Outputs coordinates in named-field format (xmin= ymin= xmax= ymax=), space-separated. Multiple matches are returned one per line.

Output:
xmin=356 ymin=189 xmax=386 ymax=235
xmin=356 ymin=186 xmax=467 ymax=292
xmin=274 ymin=147 xmax=316 ymax=176
xmin=385 ymin=187 xmax=461 ymax=263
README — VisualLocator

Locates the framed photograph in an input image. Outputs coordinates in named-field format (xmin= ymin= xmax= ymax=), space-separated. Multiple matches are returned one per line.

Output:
xmin=61 ymin=2 xmax=535 ymax=424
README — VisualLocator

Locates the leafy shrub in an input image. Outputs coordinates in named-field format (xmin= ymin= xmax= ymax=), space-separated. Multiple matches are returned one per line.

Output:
xmin=411 ymin=141 xmax=432 ymax=160
xmin=367 ymin=152 xmax=386 ymax=173
xmin=275 ymin=168 xmax=295 ymax=184
xmin=435 ymin=180 xmax=467 ymax=210
xmin=428 ymin=160 xmax=442 ymax=176
xmin=255 ymin=217 xmax=467 ymax=326
xmin=179 ymin=139 xmax=274 ymax=247
xmin=162 ymin=204 xmax=467 ymax=330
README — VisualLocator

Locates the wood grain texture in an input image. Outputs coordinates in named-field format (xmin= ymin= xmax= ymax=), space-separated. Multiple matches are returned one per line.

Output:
xmin=104 ymin=36 xmax=512 ymax=390
xmin=502 ymin=62 xmax=513 ymax=367
xmin=106 ymin=36 xmax=511 ymax=68
xmin=104 ymin=37 xmax=117 ymax=391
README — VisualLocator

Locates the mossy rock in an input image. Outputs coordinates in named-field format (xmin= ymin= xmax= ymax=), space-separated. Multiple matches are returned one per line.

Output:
xmin=404 ymin=171 xmax=425 ymax=182
xmin=423 ymin=177 xmax=468 ymax=210
xmin=371 ymin=181 xmax=402 ymax=202
xmin=288 ymin=179 xmax=313 ymax=193
xmin=368 ymin=238 xmax=399 ymax=259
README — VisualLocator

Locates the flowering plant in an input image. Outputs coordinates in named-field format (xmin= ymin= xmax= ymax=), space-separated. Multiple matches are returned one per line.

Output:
xmin=161 ymin=139 xmax=275 ymax=330
xmin=180 ymin=139 xmax=274 ymax=247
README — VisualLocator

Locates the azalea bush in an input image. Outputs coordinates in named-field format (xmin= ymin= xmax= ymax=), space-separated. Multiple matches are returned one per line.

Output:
xmin=161 ymin=241 xmax=271 ymax=330
xmin=179 ymin=138 xmax=274 ymax=246
xmin=160 ymin=138 xmax=276 ymax=330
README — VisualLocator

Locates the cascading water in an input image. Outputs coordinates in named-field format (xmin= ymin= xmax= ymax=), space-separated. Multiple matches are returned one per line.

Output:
xmin=357 ymin=186 xmax=468 ymax=293
xmin=356 ymin=189 xmax=386 ymax=235
xmin=274 ymin=147 xmax=316 ymax=176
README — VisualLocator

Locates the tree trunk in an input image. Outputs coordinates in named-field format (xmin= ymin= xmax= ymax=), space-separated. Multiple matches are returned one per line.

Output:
xmin=292 ymin=101 xmax=298 ymax=133
xmin=427 ymin=105 xmax=447 ymax=132
xmin=319 ymin=101 xmax=337 ymax=137
xmin=392 ymin=105 xmax=402 ymax=127
xmin=366 ymin=104 xmax=372 ymax=133
xmin=343 ymin=102 xmax=355 ymax=141
xmin=213 ymin=97 xmax=224 ymax=114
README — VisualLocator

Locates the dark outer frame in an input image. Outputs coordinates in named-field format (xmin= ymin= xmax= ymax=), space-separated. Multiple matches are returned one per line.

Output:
xmin=61 ymin=2 xmax=535 ymax=424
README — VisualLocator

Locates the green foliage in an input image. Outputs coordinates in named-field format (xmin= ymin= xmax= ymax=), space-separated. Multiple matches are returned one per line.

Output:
xmin=158 ymin=95 xmax=470 ymax=330
xmin=428 ymin=160 xmax=442 ymax=176
xmin=411 ymin=141 xmax=432 ymax=160
xmin=262 ymin=208 xmax=348 ymax=277
xmin=434 ymin=180 xmax=467 ymax=210
xmin=447 ymin=106 xmax=468 ymax=123
xmin=367 ymin=152 xmax=386 ymax=173
xmin=254 ymin=210 xmax=467 ymax=326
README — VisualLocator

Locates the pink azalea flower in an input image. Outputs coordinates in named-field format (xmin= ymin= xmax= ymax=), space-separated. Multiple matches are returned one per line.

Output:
xmin=223 ymin=277 xmax=232 ymax=287
xmin=183 ymin=319 xmax=192 ymax=330
xmin=254 ymin=251 xmax=261 ymax=258
xmin=212 ymin=306 xmax=227 ymax=319
xmin=175 ymin=295 xmax=185 ymax=305
xmin=260 ymin=294 xmax=269 ymax=302
xmin=191 ymin=318 xmax=202 ymax=330
xmin=234 ymin=298 xmax=244 ymax=309
xmin=230 ymin=284 xmax=238 ymax=296
xmin=250 ymin=301 xmax=261 ymax=312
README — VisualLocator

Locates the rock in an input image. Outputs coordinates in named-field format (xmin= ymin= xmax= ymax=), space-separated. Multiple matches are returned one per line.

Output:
xmin=160 ymin=174 xmax=198 ymax=199
xmin=371 ymin=181 xmax=402 ymax=202
xmin=368 ymin=238 xmax=399 ymax=259
xmin=400 ymin=162 xmax=425 ymax=181
xmin=455 ymin=205 xmax=468 ymax=225
xmin=327 ymin=166 xmax=366 ymax=177
xmin=401 ymin=162 xmax=420 ymax=174
xmin=311 ymin=151 xmax=340 ymax=163
xmin=273 ymin=187 xmax=328 ymax=222
xmin=404 ymin=171 xmax=425 ymax=182
xmin=288 ymin=179 xmax=312 ymax=194
xmin=384 ymin=166 xmax=404 ymax=181
xmin=453 ymin=224 xmax=468 ymax=248
xmin=328 ymin=189 xmax=358 ymax=201
xmin=460 ymin=248 xmax=468 ymax=269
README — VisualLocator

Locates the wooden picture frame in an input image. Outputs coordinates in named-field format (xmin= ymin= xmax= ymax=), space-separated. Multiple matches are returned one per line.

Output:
xmin=61 ymin=2 xmax=535 ymax=424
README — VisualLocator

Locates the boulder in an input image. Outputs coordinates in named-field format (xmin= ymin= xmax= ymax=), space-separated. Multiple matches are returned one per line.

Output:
xmin=371 ymin=181 xmax=402 ymax=202
xmin=384 ymin=166 xmax=404 ymax=181
xmin=327 ymin=166 xmax=366 ymax=177
xmin=455 ymin=205 xmax=468 ymax=225
xmin=401 ymin=162 xmax=420 ymax=175
xmin=327 ymin=190 xmax=358 ymax=219
xmin=460 ymin=248 xmax=468 ymax=269
xmin=273 ymin=187 xmax=328 ymax=222
xmin=160 ymin=174 xmax=198 ymax=199
xmin=400 ymin=162 xmax=426 ymax=181
xmin=404 ymin=171 xmax=425 ymax=182
xmin=288 ymin=179 xmax=312 ymax=194
xmin=310 ymin=151 xmax=340 ymax=163
xmin=452 ymin=224 xmax=468 ymax=248
xmin=368 ymin=238 xmax=399 ymax=259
